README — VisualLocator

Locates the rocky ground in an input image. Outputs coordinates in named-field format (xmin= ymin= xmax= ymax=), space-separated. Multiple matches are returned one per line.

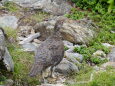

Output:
xmin=0 ymin=0 xmax=115 ymax=86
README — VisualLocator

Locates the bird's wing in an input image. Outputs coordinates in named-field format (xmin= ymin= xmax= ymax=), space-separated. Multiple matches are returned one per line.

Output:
xmin=48 ymin=41 xmax=64 ymax=65
xmin=34 ymin=39 xmax=53 ymax=60
xmin=35 ymin=39 xmax=64 ymax=59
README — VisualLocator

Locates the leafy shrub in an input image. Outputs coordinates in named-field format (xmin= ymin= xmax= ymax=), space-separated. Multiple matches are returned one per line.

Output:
xmin=74 ymin=46 xmax=92 ymax=61
xmin=91 ymin=57 xmax=101 ymax=64
xmin=71 ymin=0 xmax=115 ymax=14
xmin=74 ymin=44 xmax=109 ymax=64
xmin=108 ymin=0 xmax=115 ymax=13
xmin=65 ymin=8 xmax=86 ymax=19
xmin=91 ymin=57 xmax=108 ymax=64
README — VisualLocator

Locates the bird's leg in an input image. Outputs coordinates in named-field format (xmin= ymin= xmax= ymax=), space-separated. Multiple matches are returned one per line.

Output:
xmin=39 ymin=71 xmax=48 ymax=84
xmin=49 ymin=66 xmax=56 ymax=78
xmin=39 ymin=71 xmax=45 ymax=83
xmin=50 ymin=66 xmax=53 ymax=78
xmin=51 ymin=0 xmax=54 ymax=2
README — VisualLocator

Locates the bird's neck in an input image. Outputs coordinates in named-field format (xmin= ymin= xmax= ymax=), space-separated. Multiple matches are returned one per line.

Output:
xmin=50 ymin=31 xmax=62 ymax=40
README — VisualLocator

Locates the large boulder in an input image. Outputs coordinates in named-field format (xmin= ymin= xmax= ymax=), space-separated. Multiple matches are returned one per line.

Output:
xmin=55 ymin=58 xmax=79 ymax=75
xmin=0 ymin=28 xmax=14 ymax=72
xmin=34 ymin=16 xmax=97 ymax=44
xmin=4 ymin=0 xmax=72 ymax=15
xmin=0 ymin=15 xmax=18 ymax=29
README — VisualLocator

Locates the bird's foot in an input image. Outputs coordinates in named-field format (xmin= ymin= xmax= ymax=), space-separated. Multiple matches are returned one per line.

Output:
xmin=48 ymin=74 xmax=57 ymax=79
xmin=39 ymin=78 xmax=48 ymax=84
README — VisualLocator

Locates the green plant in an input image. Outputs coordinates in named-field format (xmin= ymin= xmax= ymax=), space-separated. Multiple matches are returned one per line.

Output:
xmin=65 ymin=8 xmax=86 ymax=19
xmin=73 ymin=43 xmax=109 ymax=64
xmin=108 ymin=0 xmax=114 ymax=13
xmin=74 ymin=46 xmax=93 ymax=61
xmin=3 ymin=1 xmax=20 ymax=12
xmin=68 ymin=64 xmax=115 ymax=86
xmin=67 ymin=64 xmax=93 ymax=86
xmin=89 ymin=71 xmax=115 ymax=86
xmin=91 ymin=57 xmax=101 ymax=64
xmin=0 ymin=76 xmax=6 ymax=82
xmin=31 ymin=12 xmax=49 ymax=22
xmin=4 ymin=27 xmax=17 ymax=40
xmin=7 ymin=44 xmax=40 ymax=85
xmin=64 ymin=46 xmax=69 ymax=51
xmin=71 ymin=0 xmax=115 ymax=14
xmin=0 ymin=75 xmax=6 ymax=85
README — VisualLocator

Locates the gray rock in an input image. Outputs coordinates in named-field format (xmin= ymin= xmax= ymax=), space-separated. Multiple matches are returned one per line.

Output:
xmin=37 ymin=83 xmax=66 ymax=86
xmin=101 ymin=62 xmax=115 ymax=68
xmin=19 ymin=32 xmax=40 ymax=44
xmin=66 ymin=48 xmax=74 ymax=53
xmin=63 ymin=40 xmax=75 ymax=53
xmin=65 ymin=45 xmax=80 ymax=53
xmin=0 ymin=28 xmax=14 ymax=72
xmin=5 ymin=0 xmax=72 ymax=15
xmin=5 ymin=0 xmax=45 ymax=8
xmin=21 ymin=43 xmax=37 ymax=52
xmin=42 ymin=0 xmax=72 ymax=15
xmin=17 ymin=37 xmax=25 ymax=41
xmin=5 ymin=79 xmax=14 ymax=86
xmin=0 ymin=3 xmax=3 ymax=6
xmin=3 ymin=47 xmax=14 ymax=71
xmin=63 ymin=40 xmax=73 ymax=48
xmin=34 ymin=16 xmax=97 ymax=44
xmin=18 ymin=26 xmax=34 ymax=37
xmin=65 ymin=51 xmax=83 ymax=63
xmin=107 ymin=48 xmax=115 ymax=62
xmin=111 ymin=31 xmax=115 ymax=33
xmin=93 ymin=66 xmax=100 ymax=71
xmin=0 ymin=15 xmax=18 ymax=29
xmin=55 ymin=58 xmax=79 ymax=75
xmin=93 ymin=50 xmax=106 ymax=58
xmin=33 ymin=39 xmax=41 ymax=44
xmin=102 ymin=43 xmax=114 ymax=48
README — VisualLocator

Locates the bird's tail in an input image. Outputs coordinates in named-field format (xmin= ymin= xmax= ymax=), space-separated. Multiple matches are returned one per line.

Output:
xmin=29 ymin=63 xmax=43 ymax=77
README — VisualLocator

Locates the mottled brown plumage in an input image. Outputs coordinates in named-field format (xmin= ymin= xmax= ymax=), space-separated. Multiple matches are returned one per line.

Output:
xmin=29 ymin=19 xmax=65 ymax=79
